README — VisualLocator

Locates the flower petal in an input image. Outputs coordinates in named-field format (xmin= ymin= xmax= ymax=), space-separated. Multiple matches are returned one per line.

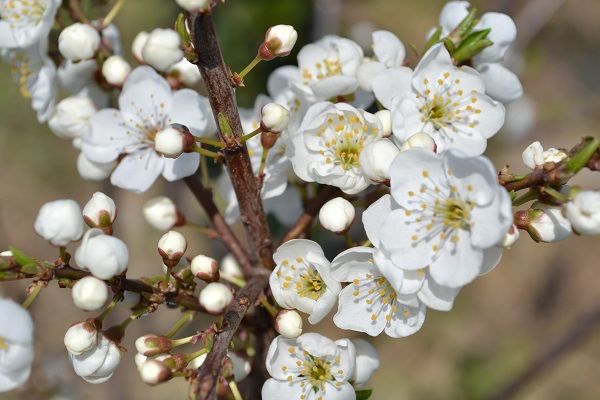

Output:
xmin=110 ymin=149 xmax=164 ymax=193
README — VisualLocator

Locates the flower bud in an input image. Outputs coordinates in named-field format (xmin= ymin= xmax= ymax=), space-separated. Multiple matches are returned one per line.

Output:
xmin=221 ymin=254 xmax=244 ymax=279
xmin=49 ymin=96 xmax=97 ymax=139
xmin=135 ymin=335 xmax=173 ymax=357
xmin=522 ymin=141 xmax=544 ymax=169
xmin=77 ymin=153 xmax=115 ymax=181
xmin=58 ymin=23 xmax=101 ymax=61
xmin=199 ymin=282 xmax=233 ymax=314
xmin=319 ymin=197 xmax=355 ymax=234
xmin=168 ymin=58 xmax=202 ymax=86
xmin=135 ymin=353 xmax=148 ymax=370
xmin=154 ymin=126 xmax=195 ymax=158
xmin=229 ymin=352 xmax=252 ymax=382
xmin=64 ymin=321 xmax=98 ymax=356
xmin=132 ymin=31 xmax=150 ymax=62
xmin=542 ymin=147 xmax=568 ymax=164
xmin=75 ymin=229 xmax=129 ymax=279
xmin=175 ymin=0 xmax=210 ymax=12
xmin=191 ymin=255 xmax=220 ymax=282
xmin=72 ymin=276 xmax=109 ymax=311
xmin=143 ymin=196 xmax=184 ymax=231
xmin=142 ymin=29 xmax=183 ymax=72
xmin=400 ymin=132 xmax=437 ymax=152
xmin=187 ymin=353 xmax=207 ymax=370
xmin=359 ymin=138 xmax=400 ymax=183
xmin=260 ymin=103 xmax=290 ymax=133
xmin=82 ymin=192 xmax=117 ymax=231
xmin=274 ymin=310 xmax=303 ymax=338
xmin=258 ymin=25 xmax=298 ymax=60
xmin=564 ymin=190 xmax=600 ymax=235
xmin=158 ymin=231 xmax=187 ymax=267
xmin=351 ymin=338 xmax=380 ymax=388
xmin=498 ymin=224 xmax=520 ymax=248
xmin=374 ymin=109 xmax=392 ymax=138
xmin=34 ymin=199 xmax=85 ymax=246
xmin=515 ymin=203 xmax=572 ymax=243
xmin=139 ymin=359 xmax=173 ymax=385
xmin=102 ymin=55 xmax=131 ymax=86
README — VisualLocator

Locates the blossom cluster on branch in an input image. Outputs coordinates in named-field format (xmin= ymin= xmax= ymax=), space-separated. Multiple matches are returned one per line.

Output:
xmin=0 ymin=1 xmax=599 ymax=400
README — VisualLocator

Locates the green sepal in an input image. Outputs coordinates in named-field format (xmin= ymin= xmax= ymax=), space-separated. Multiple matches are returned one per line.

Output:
xmin=565 ymin=137 xmax=600 ymax=174
xmin=424 ymin=26 xmax=443 ymax=52
xmin=443 ymin=37 xmax=456 ymax=55
xmin=455 ymin=8 xmax=478 ymax=39
xmin=356 ymin=389 xmax=373 ymax=400
xmin=9 ymin=246 xmax=37 ymax=274
xmin=452 ymin=29 xmax=492 ymax=64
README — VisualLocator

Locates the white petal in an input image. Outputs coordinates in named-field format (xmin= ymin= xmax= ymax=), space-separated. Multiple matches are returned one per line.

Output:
xmin=330 ymin=247 xmax=376 ymax=282
xmin=418 ymin=274 xmax=460 ymax=311
xmin=372 ymin=67 xmax=413 ymax=110
xmin=429 ymin=230 xmax=483 ymax=288
xmin=267 ymin=66 xmax=300 ymax=98
xmin=264 ymin=337 xmax=302 ymax=380
xmin=261 ymin=378 xmax=305 ymax=399
xmin=71 ymin=336 xmax=110 ymax=377
xmin=169 ymin=89 xmax=214 ymax=135
xmin=118 ymin=79 xmax=172 ymax=124
xmin=311 ymin=76 xmax=358 ymax=99
xmin=320 ymin=381 xmax=356 ymax=400
xmin=373 ymin=30 xmax=406 ymax=68
xmin=83 ymin=109 xmax=137 ymax=163
xmin=334 ymin=284 xmax=386 ymax=336
xmin=476 ymin=63 xmax=523 ymax=104
xmin=110 ymin=149 xmax=164 ymax=193
xmin=161 ymin=152 xmax=199 ymax=181
xmin=384 ymin=299 xmax=426 ymax=338
xmin=479 ymin=246 xmax=504 ymax=276
xmin=439 ymin=1 xmax=471 ymax=33
xmin=362 ymin=194 xmax=393 ymax=247
xmin=474 ymin=12 xmax=517 ymax=63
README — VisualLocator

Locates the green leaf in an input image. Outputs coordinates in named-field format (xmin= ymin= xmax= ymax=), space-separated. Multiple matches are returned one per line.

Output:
xmin=424 ymin=26 xmax=442 ymax=52
xmin=452 ymin=29 xmax=492 ymax=64
xmin=175 ymin=13 xmax=190 ymax=45
xmin=8 ymin=246 xmax=37 ymax=274
xmin=565 ymin=137 xmax=600 ymax=174
xmin=355 ymin=389 xmax=373 ymax=400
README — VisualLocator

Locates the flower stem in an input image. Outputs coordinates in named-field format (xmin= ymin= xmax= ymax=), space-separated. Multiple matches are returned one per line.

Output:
xmin=343 ymin=232 xmax=354 ymax=248
xmin=166 ymin=311 xmax=195 ymax=338
xmin=21 ymin=283 xmax=43 ymax=309
xmin=193 ymin=146 xmax=223 ymax=160
xmin=229 ymin=381 xmax=244 ymax=400
xmin=544 ymin=187 xmax=568 ymax=203
xmin=97 ymin=293 xmax=122 ymax=322
xmin=512 ymin=189 xmax=539 ymax=207
xmin=186 ymin=347 xmax=209 ymax=363
xmin=258 ymin=148 xmax=270 ymax=176
xmin=237 ymin=55 xmax=262 ymax=80
xmin=565 ymin=137 xmax=600 ymax=174
xmin=59 ymin=246 xmax=69 ymax=264
xmin=195 ymin=136 xmax=225 ymax=149
xmin=240 ymin=127 xmax=263 ymax=142
xmin=163 ymin=265 xmax=173 ymax=286
xmin=103 ymin=0 xmax=125 ymax=27
xmin=259 ymin=297 xmax=278 ymax=317
xmin=220 ymin=273 xmax=246 ymax=288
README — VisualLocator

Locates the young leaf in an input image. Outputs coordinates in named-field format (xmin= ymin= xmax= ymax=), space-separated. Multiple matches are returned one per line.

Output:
xmin=356 ymin=389 xmax=373 ymax=400
xmin=8 ymin=246 xmax=37 ymax=274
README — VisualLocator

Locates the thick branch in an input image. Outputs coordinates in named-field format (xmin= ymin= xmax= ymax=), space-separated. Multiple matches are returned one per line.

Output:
xmin=184 ymin=175 xmax=253 ymax=277
xmin=188 ymin=12 xmax=274 ymax=270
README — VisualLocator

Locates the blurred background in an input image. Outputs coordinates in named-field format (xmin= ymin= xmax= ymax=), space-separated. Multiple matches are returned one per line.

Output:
xmin=1 ymin=0 xmax=600 ymax=399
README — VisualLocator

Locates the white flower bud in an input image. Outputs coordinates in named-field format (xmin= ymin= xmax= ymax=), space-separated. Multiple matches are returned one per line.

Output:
xmin=64 ymin=321 xmax=98 ymax=356
xmin=199 ymin=282 xmax=233 ymax=314
xmin=259 ymin=25 xmax=298 ymax=60
xmin=274 ymin=310 xmax=303 ymax=338
xmin=260 ymin=103 xmax=290 ymax=133
xmin=319 ymin=197 xmax=355 ymax=234
xmin=498 ymin=224 xmax=520 ymax=248
xmin=230 ymin=352 xmax=251 ymax=382
xmin=132 ymin=31 xmax=150 ymax=62
xmin=139 ymin=359 xmax=173 ymax=385
xmin=102 ymin=55 xmax=131 ymax=86
xmin=34 ymin=199 xmax=85 ymax=246
xmin=220 ymin=254 xmax=244 ymax=279
xmin=143 ymin=196 xmax=183 ymax=231
xmin=82 ymin=192 xmax=116 ymax=229
xmin=401 ymin=132 xmax=437 ymax=152
xmin=351 ymin=338 xmax=380 ymax=388
xmin=72 ymin=276 xmax=109 ymax=311
xmin=154 ymin=126 xmax=195 ymax=158
xmin=356 ymin=60 xmax=386 ymax=93
xmin=58 ymin=23 xmax=101 ymax=61
xmin=142 ymin=29 xmax=183 ymax=72
xmin=374 ymin=109 xmax=392 ymax=138
xmin=359 ymin=138 xmax=400 ymax=183
xmin=158 ymin=231 xmax=187 ymax=267
xmin=175 ymin=0 xmax=210 ymax=12
xmin=542 ymin=147 xmax=568 ymax=164
xmin=75 ymin=229 xmax=129 ymax=279
xmin=517 ymin=203 xmax=572 ymax=243
xmin=135 ymin=335 xmax=173 ymax=357
xmin=77 ymin=153 xmax=115 ymax=181
xmin=523 ymin=141 xmax=568 ymax=170
xmin=565 ymin=190 xmax=600 ymax=235
xmin=122 ymin=291 xmax=141 ymax=309
xmin=187 ymin=353 xmax=207 ymax=370
xmin=134 ymin=353 xmax=148 ymax=370
xmin=49 ymin=96 xmax=97 ymax=139
xmin=191 ymin=255 xmax=220 ymax=282
xmin=168 ymin=58 xmax=202 ymax=86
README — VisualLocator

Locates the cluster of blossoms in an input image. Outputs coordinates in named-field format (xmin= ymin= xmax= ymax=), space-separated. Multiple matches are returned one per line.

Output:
xmin=1 ymin=1 xmax=600 ymax=400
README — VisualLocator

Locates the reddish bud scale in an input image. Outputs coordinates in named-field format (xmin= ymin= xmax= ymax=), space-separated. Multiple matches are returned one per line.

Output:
xmin=258 ymin=38 xmax=284 ymax=61
xmin=260 ymin=131 xmax=280 ymax=150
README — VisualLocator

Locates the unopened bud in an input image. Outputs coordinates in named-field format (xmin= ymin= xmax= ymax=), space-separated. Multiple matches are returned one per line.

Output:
xmin=498 ymin=224 xmax=520 ymax=248
xmin=375 ymin=110 xmax=392 ymax=138
xmin=140 ymin=359 xmax=173 ymax=385
xmin=102 ymin=55 xmax=131 ymax=86
xmin=258 ymin=25 xmax=298 ymax=60
xmin=49 ymin=96 xmax=97 ymax=140
xmin=515 ymin=203 xmax=572 ymax=243
xmin=260 ymin=131 xmax=280 ymax=150
xmin=135 ymin=335 xmax=173 ymax=356
xmin=359 ymin=138 xmax=400 ymax=184
xmin=564 ymin=190 xmax=600 ymax=235
xmin=154 ymin=125 xmax=195 ymax=158
xmin=77 ymin=153 xmax=115 ymax=182
xmin=143 ymin=196 xmax=185 ymax=231
xmin=142 ymin=28 xmax=183 ymax=72
xmin=275 ymin=310 xmax=303 ymax=338
xmin=191 ymin=255 xmax=220 ymax=282
xmin=175 ymin=0 xmax=210 ymax=12
xmin=158 ymin=230 xmax=187 ymax=267
xmin=542 ymin=147 xmax=568 ymax=164
xmin=199 ymin=282 xmax=233 ymax=314
xmin=75 ymin=229 xmax=129 ymax=279
xmin=188 ymin=353 xmax=207 ymax=370
xmin=319 ymin=197 xmax=355 ymax=234
xmin=58 ymin=23 xmax=100 ymax=61
xmin=220 ymin=254 xmax=244 ymax=279
xmin=82 ymin=192 xmax=116 ymax=232
xmin=72 ymin=276 xmax=109 ymax=311
xmin=64 ymin=321 xmax=98 ymax=356
xmin=34 ymin=199 xmax=85 ymax=246
xmin=168 ymin=58 xmax=202 ymax=86
xmin=401 ymin=132 xmax=437 ymax=152
xmin=260 ymin=103 xmax=290 ymax=133
xmin=132 ymin=31 xmax=150 ymax=62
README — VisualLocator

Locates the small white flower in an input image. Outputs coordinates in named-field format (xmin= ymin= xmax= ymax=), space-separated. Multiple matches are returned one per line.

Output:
xmin=154 ymin=126 xmax=194 ymax=158
xmin=522 ymin=141 xmax=567 ymax=170
xmin=175 ymin=0 xmax=210 ymax=12
xmin=518 ymin=203 xmax=572 ymax=243
xmin=262 ymin=333 xmax=356 ymax=400
xmin=143 ymin=196 xmax=180 ymax=231
xmin=259 ymin=25 xmax=298 ymax=60
xmin=34 ymin=199 xmax=84 ymax=246
xmin=168 ymin=58 xmax=202 ymax=86
xmin=190 ymin=255 xmax=219 ymax=282
xmin=75 ymin=229 xmax=129 ymax=279
xmin=351 ymin=338 xmax=380 ymax=388
xmin=139 ymin=359 xmax=172 ymax=385
xmin=77 ymin=153 xmax=115 ymax=182
xmin=274 ymin=310 xmax=303 ymax=338
xmin=318 ymin=197 xmax=355 ymax=234
xmin=269 ymin=240 xmax=340 ymax=324
xmin=359 ymin=138 xmax=400 ymax=183
xmin=260 ymin=103 xmax=290 ymax=133
xmin=0 ymin=298 xmax=34 ymax=392
xmin=64 ymin=321 xmax=98 ymax=356
xmin=542 ymin=147 xmax=568 ymax=164
xmin=157 ymin=231 xmax=187 ymax=266
xmin=49 ymin=95 xmax=97 ymax=140
xmin=141 ymin=29 xmax=183 ymax=72
xmin=400 ymin=132 xmax=437 ymax=152
xmin=288 ymin=102 xmax=383 ymax=194
xmin=102 ymin=55 xmax=131 ymax=86
xmin=379 ymin=149 xmax=513 ymax=288
xmin=58 ymin=23 xmax=100 ymax=61
xmin=69 ymin=334 xmax=121 ymax=384
xmin=199 ymin=282 xmax=233 ymax=314
xmin=82 ymin=192 xmax=116 ymax=229
xmin=0 ymin=0 xmax=61 ymax=49
xmin=131 ymin=31 xmax=149 ymax=62
xmin=565 ymin=191 xmax=600 ymax=235
xmin=356 ymin=30 xmax=406 ymax=92
xmin=71 ymin=276 xmax=109 ymax=311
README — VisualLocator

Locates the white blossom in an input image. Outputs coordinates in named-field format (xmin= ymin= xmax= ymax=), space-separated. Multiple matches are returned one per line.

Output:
xmin=34 ymin=199 xmax=84 ymax=246
xmin=359 ymin=138 xmax=400 ymax=183
xmin=131 ymin=31 xmax=149 ymax=62
xmin=190 ymin=255 xmax=219 ymax=282
xmin=220 ymin=254 xmax=244 ymax=280
xmin=356 ymin=30 xmax=406 ymax=92
xmin=58 ymin=23 xmax=101 ymax=61
xmin=168 ymin=58 xmax=202 ymax=86
xmin=49 ymin=95 xmax=97 ymax=140
xmin=102 ymin=55 xmax=131 ymax=86
xmin=141 ymin=29 xmax=183 ymax=72
xmin=400 ymin=132 xmax=437 ymax=152
xmin=351 ymin=338 xmax=379 ymax=388
xmin=198 ymin=282 xmax=233 ymax=314
xmin=0 ymin=298 xmax=34 ymax=392
xmin=154 ymin=126 xmax=194 ymax=158
xmin=64 ymin=321 xmax=98 ymax=356
xmin=82 ymin=192 xmax=116 ymax=229
xmin=71 ymin=276 xmax=109 ymax=311
xmin=0 ymin=0 xmax=61 ymax=49
xmin=75 ymin=229 xmax=129 ymax=279
xmin=261 ymin=103 xmax=290 ymax=133
xmin=260 ymin=25 xmax=298 ymax=60
xmin=69 ymin=334 xmax=121 ymax=384
xmin=269 ymin=240 xmax=340 ymax=324
xmin=318 ymin=197 xmax=355 ymax=234
xmin=522 ymin=141 xmax=567 ymax=170
xmin=77 ymin=153 xmax=115 ymax=182
xmin=143 ymin=196 xmax=180 ymax=231
xmin=262 ymin=333 xmax=356 ymax=400
xmin=499 ymin=224 xmax=520 ymax=248
xmin=565 ymin=191 xmax=600 ymax=235
xmin=274 ymin=310 xmax=303 ymax=339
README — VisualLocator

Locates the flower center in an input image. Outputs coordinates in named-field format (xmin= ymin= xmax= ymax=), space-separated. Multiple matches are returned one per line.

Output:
xmin=1 ymin=0 xmax=46 ymax=26
xmin=0 ymin=336 xmax=8 ymax=350
xmin=296 ymin=265 xmax=327 ymax=300
xmin=423 ymin=95 xmax=452 ymax=128
xmin=434 ymin=198 xmax=472 ymax=230
xmin=301 ymin=355 xmax=333 ymax=390
xmin=302 ymin=58 xmax=342 ymax=83
xmin=333 ymin=138 xmax=363 ymax=170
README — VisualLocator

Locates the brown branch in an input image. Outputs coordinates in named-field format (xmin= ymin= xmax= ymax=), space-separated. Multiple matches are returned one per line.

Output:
xmin=488 ymin=306 xmax=600 ymax=400
xmin=184 ymin=175 xmax=253 ymax=277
